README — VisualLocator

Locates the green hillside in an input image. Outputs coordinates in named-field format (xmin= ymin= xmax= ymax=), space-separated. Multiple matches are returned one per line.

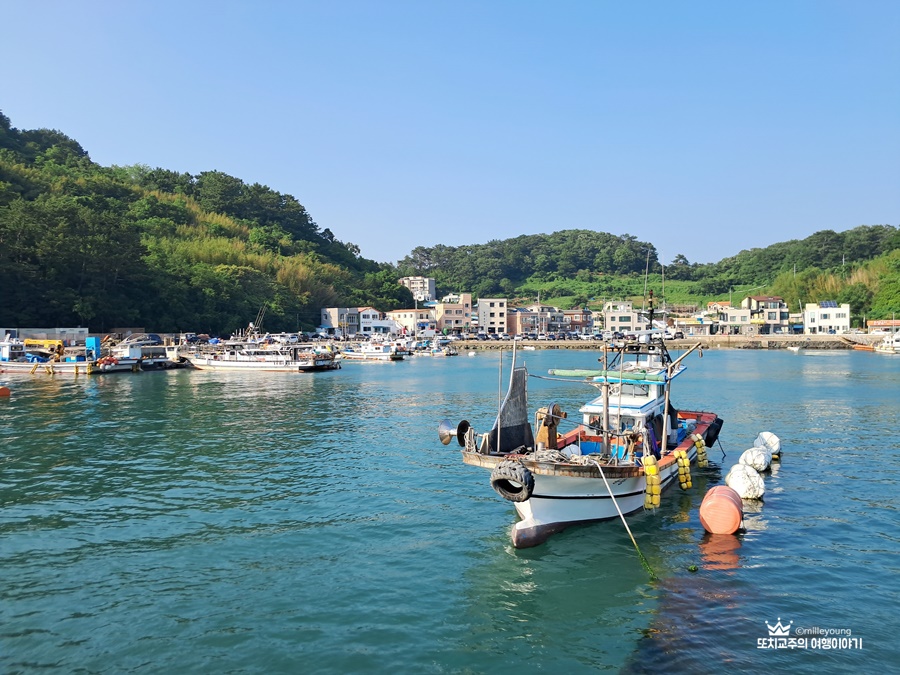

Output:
xmin=1 ymin=110 xmax=897 ymax=333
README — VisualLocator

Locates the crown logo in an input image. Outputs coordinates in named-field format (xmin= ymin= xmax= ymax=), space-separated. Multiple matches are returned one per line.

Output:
xmin=765 ymin=618 xmax=793 ymax=637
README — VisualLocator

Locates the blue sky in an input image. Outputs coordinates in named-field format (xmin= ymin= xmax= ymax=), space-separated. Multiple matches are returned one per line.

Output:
xmin=3 ymin=1 xmax=898 ymax=265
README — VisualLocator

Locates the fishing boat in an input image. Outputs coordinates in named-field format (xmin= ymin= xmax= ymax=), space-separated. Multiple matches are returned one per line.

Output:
xmin=184 ymin=343 xmax=340 ymax=372
xmin=0 ymin=336 xmax=139 ymax=375
xmin=340 ymin=342 xmax=404 ymax=362
xmin=873 ymin=333 xmax=900 ymax=354
xmin=438 ymin=336 xmax=723 ymax=548
xmin=111 ymin=334 xmax=186 ymax=370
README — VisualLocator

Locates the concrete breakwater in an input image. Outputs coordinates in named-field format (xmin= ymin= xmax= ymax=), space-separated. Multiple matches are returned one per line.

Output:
xmin=457 ymin=334 xmax=881 ymax=351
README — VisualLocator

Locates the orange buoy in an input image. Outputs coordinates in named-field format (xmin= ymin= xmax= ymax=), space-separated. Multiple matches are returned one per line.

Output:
xmin=0 ymin=386 xmax=10 ymax=397
xmin=699 ymin=485 xmax=743 ymax=534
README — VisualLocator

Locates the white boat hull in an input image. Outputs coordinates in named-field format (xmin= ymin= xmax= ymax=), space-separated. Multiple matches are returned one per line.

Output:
xmin=0 ymin=359 xmax=139 ymax=375
xmin=186 ymin=355 xmax=340 ymax=372
xmin=509 ymin=455 xmax=685 ymax=547
xmin=339 ymin=352 xmax=403 ymax=362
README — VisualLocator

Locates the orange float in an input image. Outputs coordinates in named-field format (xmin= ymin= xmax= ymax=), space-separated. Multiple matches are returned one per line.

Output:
xmin=0 ymin=386 xmax=10 ymax=397
xmin=699 ymin=485 xmax=743 ymax=534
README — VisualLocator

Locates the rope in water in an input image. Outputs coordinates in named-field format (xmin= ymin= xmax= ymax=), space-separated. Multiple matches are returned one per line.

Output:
xmin=591 ymin=458 xmax=657 ymax=581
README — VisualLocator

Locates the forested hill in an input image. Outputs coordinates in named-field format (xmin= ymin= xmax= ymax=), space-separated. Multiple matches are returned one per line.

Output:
xmin=0 ymin=111 xmax=412 ymax=334
xmin=400 ymin=227 xmax=899 ymax=297
xmin=1 ymin=110 xmax=898 ymax=333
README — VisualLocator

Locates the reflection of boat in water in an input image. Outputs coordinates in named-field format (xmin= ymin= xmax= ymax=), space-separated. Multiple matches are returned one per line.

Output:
xmin=439 ymin=324 xmax=723 ymax=548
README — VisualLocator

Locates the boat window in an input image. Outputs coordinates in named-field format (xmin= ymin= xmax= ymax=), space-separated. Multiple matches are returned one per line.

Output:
xmin=621 ymin=383 xmax=649 ymax=397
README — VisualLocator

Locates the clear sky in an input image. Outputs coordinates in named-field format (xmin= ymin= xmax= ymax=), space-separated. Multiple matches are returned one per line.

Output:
xmin=3 ymin=1 xmax=898 ymax=266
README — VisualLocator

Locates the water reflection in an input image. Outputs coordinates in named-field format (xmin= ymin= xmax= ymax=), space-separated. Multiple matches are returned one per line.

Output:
xmin=699 ymin=533 xmax=742 ymax=571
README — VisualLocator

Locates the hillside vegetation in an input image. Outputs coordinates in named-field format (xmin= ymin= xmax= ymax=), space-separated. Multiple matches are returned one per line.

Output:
xmin=0 ymin=112 xmax=412 ymax=334
xmin=1 ymin=110 xmax=897 ymax=333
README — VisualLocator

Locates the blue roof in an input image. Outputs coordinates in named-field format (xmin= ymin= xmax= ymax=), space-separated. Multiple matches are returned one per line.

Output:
xmin=819 ymin=300 xmax=838 ymax=308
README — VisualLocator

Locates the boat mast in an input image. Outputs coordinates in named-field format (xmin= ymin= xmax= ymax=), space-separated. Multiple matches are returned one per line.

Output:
xmin=601 ymin=343 xmax=610 ymax=455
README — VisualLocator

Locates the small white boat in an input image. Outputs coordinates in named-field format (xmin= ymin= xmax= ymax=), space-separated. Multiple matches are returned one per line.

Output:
xmin=185 ymin=344 xmax=340 ymax=372
xmin=340 ymin=342 xmax=404 ymax=362
xmin=787 ymin=345 xmax=801 ymax=353
xmin=874 ymin=333 xmax=900 ymax=354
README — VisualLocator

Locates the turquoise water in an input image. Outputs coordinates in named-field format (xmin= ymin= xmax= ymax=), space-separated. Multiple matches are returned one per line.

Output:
xmin=1 ymin=350 xmax=897 ymax=673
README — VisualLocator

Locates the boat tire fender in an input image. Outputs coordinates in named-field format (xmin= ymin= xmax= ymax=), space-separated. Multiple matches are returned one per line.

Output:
xmin=705 ymin=417 xmax=724 ymax=448
xmin=490 ymin=460 xmax=535 ymax=503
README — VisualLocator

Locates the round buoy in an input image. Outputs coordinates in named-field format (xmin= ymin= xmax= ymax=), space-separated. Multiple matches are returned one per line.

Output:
xmin=0 ymin=386 xmax=10 ymax=397
xmin=699 ymin=485 xmax=744 ymax=534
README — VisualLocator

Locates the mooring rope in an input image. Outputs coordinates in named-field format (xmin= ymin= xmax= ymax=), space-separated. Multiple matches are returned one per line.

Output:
xmin=590 ymin=458 xmax=657 ymax=581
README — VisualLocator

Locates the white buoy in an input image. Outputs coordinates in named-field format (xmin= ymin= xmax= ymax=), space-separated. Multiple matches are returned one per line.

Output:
xmin=754 ymin=431 xmax=782 ymax=458
xmin=739 ymin=447 xmax=771 ymax=472
xmin=725 ymin=463 xmax=765 ymax=500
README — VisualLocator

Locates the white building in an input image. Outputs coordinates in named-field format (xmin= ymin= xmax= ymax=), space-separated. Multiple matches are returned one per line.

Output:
xmin=319 ymin=307 xmax=358 ymax=337
xmin=717 ymin=307 xmax=753 ymax=335
xmin=385 ymin=307 xmax=436 ymax=337
xmin=477 ymin=298 xmax=507 ymax=334
xmin=399 ymin=276 xmax=436 ymax=302
xmin=602 ymin=301 xmax=642 ymax=333
xmin=803 ymin=301 xmax=851 ymax=335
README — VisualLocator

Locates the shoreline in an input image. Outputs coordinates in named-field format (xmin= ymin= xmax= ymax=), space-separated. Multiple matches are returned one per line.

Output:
xmin=454 ymin=334 xmax=882 ymax=351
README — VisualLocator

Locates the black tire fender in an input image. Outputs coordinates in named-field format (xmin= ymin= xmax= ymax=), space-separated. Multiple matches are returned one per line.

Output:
xmin=705 ymin=417 xmax=724 ymax=448
xmin=490 ymin=460 xmax=535 ymax=502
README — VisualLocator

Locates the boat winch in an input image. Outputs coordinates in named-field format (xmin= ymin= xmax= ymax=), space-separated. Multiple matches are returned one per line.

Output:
xmin=535 ymin=403 xmax=566 ymax=450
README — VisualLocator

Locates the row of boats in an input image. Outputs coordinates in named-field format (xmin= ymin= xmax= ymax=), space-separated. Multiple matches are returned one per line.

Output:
xmin=0 ymin=333 xmax=459 ymax=375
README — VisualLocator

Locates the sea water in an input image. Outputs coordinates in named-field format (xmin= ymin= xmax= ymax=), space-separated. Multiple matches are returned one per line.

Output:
xmin=1 ymin=349 xmax=897 ymax=673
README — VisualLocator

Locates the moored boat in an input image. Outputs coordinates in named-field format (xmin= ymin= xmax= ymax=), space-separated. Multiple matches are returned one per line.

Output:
xmin=438 ymin=336 xmax=723 ymax=548
xmin=340 ymin=342 xmax=404 ymax=362
xmin=873 ymin=333 xmax=900 ymax=354
xmin=111 ymin=334 xmax=186 ymax=370
xmin=0 ymin=336 xmax=139 ymax=375
xmin=184 ymin=343 xmax=340 ymax=372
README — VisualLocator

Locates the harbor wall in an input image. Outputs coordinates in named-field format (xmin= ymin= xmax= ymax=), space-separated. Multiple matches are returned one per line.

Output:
xmin=455 ymin=334 xmax=881 ymax=351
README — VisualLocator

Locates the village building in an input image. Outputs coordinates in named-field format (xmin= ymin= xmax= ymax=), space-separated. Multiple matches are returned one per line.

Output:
xmin=476 ymin=298 xmax=508 ymax=334
xmin=385 ymin=307 xmax=436 ymax=337
xmin=803 ymin=302 xmax=851 ymax=335
xmin=741 ymin=295 xmax=790 ymax=334
xmin=601 ymin=301 xmax=641 ymax=334
xmin=431 ymin=293 xmax=474 ymax=335
xmin=399 ymin=276 xmax=436 ymax=302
